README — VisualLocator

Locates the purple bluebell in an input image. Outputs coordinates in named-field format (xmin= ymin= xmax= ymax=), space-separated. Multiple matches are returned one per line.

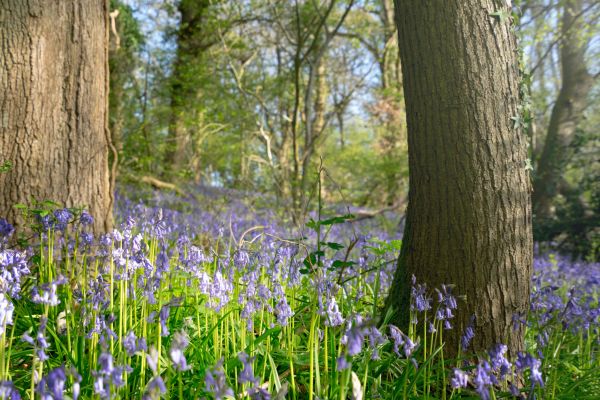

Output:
xmin=36 ymin=366 xmax=66 ymax=400
xmin=142 ymin=376 xmax=167 ymax=400
xmin=146 ymin=347 xmax=159 ymax=374
xmin=411 ymin=275 xmax=431 ymax=313
xmin=473 ymin=361 xmax=493 ymax=400
xmin=238 ymin=352 xmax=258 ymax=385
xmin=323 ymin=297 xmax=344 ymax=327
xmin=366 ymin=326 xmax=386 ymax=360
xmin=389 ymin=325 xmax=417 ymax=358
xmin=79 ymin=211 xmax=94 ymax=226
xmin=53 ymin=209 xmax=73 ymax=231
xmin=488 ymin=344 xmax=511 ymax=379
xmin=159 ymin=305 xmax=170 ymax=336
xmin=450 ymin=368 xmax=469 ymax=389
xmin=516 ymin=352 xmax=544 ymax=388
xmin=0 ymin=293 xmax=14 ymax=336
xmin=461 ymin=317 xmax=475 ymax=351
xmin=86 ymin=314 xmax=117 ymax=342
xmin=336 ymin=355 xmax=350 ymax=371
xmin=345 ymin=324 xmax=365 ymax=356
xmin=0 ymin=219 xmax=14 ymax=239
xmin=0 ymin=380 xmax=21 ymax=400
xmin=249 ymin=387 xmax=271 ymax=400
xmin=0 ymin=249 xmax=30 ymax=298
xmin=123 ymin=331 xmax=147 ymax=356
xmin=207 ymin=271 xmax=233 ymax=312
xmin=274 ymin=297 xmax=293 ymax=326
xmin=31 ymin=276 xmax=67 ymax=306
xmin=434 ymin=284 xmax=457 ymax=325
xmin=205 ymin=359 xmax=234 ymax=400
xmin=22 ymin=316 xmax=50 ymax=361
xmin=94 ymin=352 xmax=131 ymax=399
xmin=169 ymin=331 xmax=191 ymax=371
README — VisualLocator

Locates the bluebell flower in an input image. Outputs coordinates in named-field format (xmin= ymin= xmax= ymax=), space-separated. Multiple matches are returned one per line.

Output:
xmin=53 ymin=209 xmax=73 ymax=231
xmin=461 ymin=317 xmax=475 ymax=351
xmin=0 ymin=249 xmax=30 ymax=298
xmin=434 ymin=284 xmax=457 ymax=325
xmin=0 ymin=293 xmax=14 ymax=337
xmin=389 ymin=325 xmax=417 ymax=358
xmin=234 ymin=250 xmax=250 ymax=269
xmin=80 ymin=232 xmax=94 ymax=247
xmin=0 ymin=219 xmax=15 ymax=239
xmin=0 ymin=380 xmax=21 ymax=400
xmin=159 ymin=305 xmax=170 ymax=336
xmin=450 ymin=368 xmax=469 ymax=389
xmin=146 ymin=348 xmax=159 ymax=374
xmin=31 ymin=276 xmax=67 ymax=306
xmin=80 ymin=211 xmax=94 ymax=226
xmin=36 ymin=366 xmax=66 ymax=400
xmin=274 ymin=297 xmax=294 ymax=326
xmin=169 ymin=331 xmax=191 ymax=371
xmin=249 ymin=386 xmax=271 ymax=400
xmin=336 ymin=355 xmax=350 ymax=371
xmin=205 ymin=359 xmax=233 ymax=400
xmin=22 ymin=316 xmax=50 ymax=361
xmin=411 ymin=275 xmax=431 ymax=313
xmin=142 ymin=376 xmax=166 ymax=400
xmin=94 ymin=353 xmax=131 ymax=399
xmin=238 ymin=352 xmax=257 ymax=385
xmin=208 ymin=271 xmax=233 ymax=311
xmin=323 ymin=297 xmax=344 ymax=327
xmin=123 ymin=331 xmax=147 ymax=357
xmin=489 ymin=344 xmax=511 ymax=379
xmin=473 ymin=361 xmax=493 ymax=400
xmin=366 ymin=326 xmax=386 ymax=360
xmin=516 ymin=352 xmax=544 ymax=388
xmin=345 ymin=324 xmax=365 ymax=356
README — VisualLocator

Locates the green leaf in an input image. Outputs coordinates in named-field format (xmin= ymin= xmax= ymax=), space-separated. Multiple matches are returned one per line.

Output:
xmin=320 ymin=214 xmax=355 ymax=226
xmin=42 ymin=200 xmax=61 ymax=208
xmin=321 ymin=241 xmax=344 ymax=250
xmin=331 ymin=260 xmax=355 ymax=269
xmin=306 ymin=218 xmax=319 ymax=231
xmin=388 ymin=240 xmax=402 ymax=251
xmin=0 ymin=161 xmax=12 ymax=173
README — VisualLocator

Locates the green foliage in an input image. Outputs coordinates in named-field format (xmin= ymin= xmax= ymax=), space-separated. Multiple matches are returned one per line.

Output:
xmin=0 ymin=161 xmax=12 ymax=173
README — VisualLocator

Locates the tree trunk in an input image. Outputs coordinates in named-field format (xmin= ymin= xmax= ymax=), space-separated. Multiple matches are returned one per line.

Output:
xmin=0 ymin=0 xmax=113 ymax=234
xmin=386 ymin=0 xmax=532 ymax=356
xmin=165 ymin=0 xmax=211 ymax=174
xmin=532 ymin=0 xmax=595 ymax=220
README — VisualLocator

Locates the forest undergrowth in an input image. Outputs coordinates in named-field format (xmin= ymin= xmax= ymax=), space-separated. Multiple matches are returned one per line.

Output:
xmin=0 ymin=186 xmax=598 ymax=399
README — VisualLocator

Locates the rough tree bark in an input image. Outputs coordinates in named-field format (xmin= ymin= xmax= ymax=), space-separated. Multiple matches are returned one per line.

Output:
xmin=0 ymin=0 xmax=114 ymax=234
xmin=532 ymin=0 xmax=595 ymax=220
xmin=386 ymin=0 xmax=533 ymax=356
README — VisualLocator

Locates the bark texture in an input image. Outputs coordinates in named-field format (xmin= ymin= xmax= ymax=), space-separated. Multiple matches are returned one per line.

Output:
xmin=386 ymin=0 xmax=533 ymax=356
xmin=0 ymin=0 xmax=113 ymax=234
xmin=532 ymin=0 xmax=595 ymax=219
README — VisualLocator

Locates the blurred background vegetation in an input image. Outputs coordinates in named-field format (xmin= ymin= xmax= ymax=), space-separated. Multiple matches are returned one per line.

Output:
xmin=108 ymin=0 xmax=599 ymax=260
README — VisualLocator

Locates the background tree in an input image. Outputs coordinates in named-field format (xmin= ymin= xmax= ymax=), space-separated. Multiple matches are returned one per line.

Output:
xmin=521 ymin=0 xmax=600 ymax=258
xmin=0 ymin=0 xmax=113 ymax=233
xmin=109 ymin=0 xmax=144 ymax=174
xmin=386 ymin=0 xmax=533 ymax=355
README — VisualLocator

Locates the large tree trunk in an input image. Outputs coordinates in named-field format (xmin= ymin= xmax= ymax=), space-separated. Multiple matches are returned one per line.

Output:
xmin=0 ymin=0 xmax=113 ymax=234
xmin=386 ymin=0 xmax=532 ymax=356
xmin=164 ymin=0 xmax=211 ymax=174
xmin=532 ymin=0 xmax=595 ymax=220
